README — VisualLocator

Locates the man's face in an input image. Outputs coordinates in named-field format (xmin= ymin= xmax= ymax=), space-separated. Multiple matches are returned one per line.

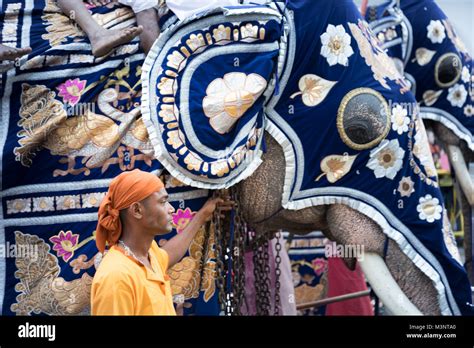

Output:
xmin=142 ymin=189 xmax=175 ymax=235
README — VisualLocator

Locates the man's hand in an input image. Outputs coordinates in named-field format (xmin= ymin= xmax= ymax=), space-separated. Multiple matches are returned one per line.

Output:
xmin=163 ymin=194 xmax=235 ymax=269
xmin=197 ymin=195 xmax=235 ymax=223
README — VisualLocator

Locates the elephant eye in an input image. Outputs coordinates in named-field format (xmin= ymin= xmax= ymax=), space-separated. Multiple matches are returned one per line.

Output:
xmin=337 ymin=88 xmax=390 ymax=150
xmin=435 ymin=52 xmax=462 ymax=88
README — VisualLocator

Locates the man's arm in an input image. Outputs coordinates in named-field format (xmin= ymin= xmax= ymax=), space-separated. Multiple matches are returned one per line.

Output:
xmin=162 ymin=196 xmax=233 ymax=268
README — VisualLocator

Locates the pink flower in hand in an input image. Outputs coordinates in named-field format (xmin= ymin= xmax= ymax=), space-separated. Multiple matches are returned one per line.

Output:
xmin=172 ymin=208 xmax=195 ymax=233
xmin=57 ymin=78 xmax=86 ymax=106
xmin=49 ymin=230 xmax=79 ymax=262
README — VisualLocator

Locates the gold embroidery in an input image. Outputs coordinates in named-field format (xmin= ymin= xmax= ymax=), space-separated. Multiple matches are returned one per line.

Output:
xmin=42 ymin=0 xmax=85 ymax=47
xmin=434 ymin=52 xmax=462 ymax=88
xmin=167 ymin=226 xmax=216 ymax=302
xmin=240 ymin=23 xmax=259 ymax=42
xmin=294 ymin=283 xmax=326 ymax=306
xmin=290 ymin=74 xmax=337 ymax=107
xmin=6 ymin=198 xmax=31 ymax=214
xmin=70 ymin=254 xmax=96 ymax=275
xmin=42 ymin=1 xmax=134 ymax=48
xmin=15 ymin=84 xmax=152 ymax=176
xmin=348 ymin=21 xmax=409 ymax=92
xmin=422 ymin=90 xmax=443 ymax=106
xmin=412 ymin=47 xmax=436 ymax=66
xmin=316 ymin=154 xmax=358 ymax=183
xmin=184 ymin=153 xmax=203 ymax=172
xmin=203 ymin=72 xmax=267 ymax=134
xmin=337 ymin=87 xmax=390 ymax=150
xmin=407 ymin=112 xmax=439 ymax=188
xmin=210 ymin=161 xmax=230 ymax=177
xmin=213 ymin=25 xmax=231 ymax=43
xmin=186 ymin=33 xmax=206 ymax=53
xmin=442 ymin=19 xmax=469 ymax=56
xmin=10 ymin=231 xmax=92 ymax=315
xmin=14 ymin=83 xmax=68 ymax=167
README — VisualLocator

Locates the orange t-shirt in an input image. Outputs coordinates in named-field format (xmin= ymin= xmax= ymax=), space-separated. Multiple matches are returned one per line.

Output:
xmin=91 ymin=240 xmax=176 ymax=315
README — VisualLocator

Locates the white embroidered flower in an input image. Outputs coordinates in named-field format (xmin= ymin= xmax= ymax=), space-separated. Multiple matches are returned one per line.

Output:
xmin=212 ymin=25 xmax=231 ymax=43
xmin=166 ymin=50 xmax=186 ymax=71
xmin=391 ymin=104 xmax=410 ymax=134
xmin=186 ymin=33 xmax=206 ymax=52
xmin=203 ymin=72 xmax=267 ymax=134
xmin=461 ymin=66 xmax=470 ymax=83
xmin=320 ymin=24 xmax=354 ymax=66
xmin=366 ymin=139 xmax=405 ymax=180
xmin=240 ymin=23 xmax=259 ymax=41
xmin=447 ymin=84 xmax=467 ymax=107
xmin=464 ymin=104 xmax=473 ymax=117
xmin=6 ymin=198 xmax=31 ymax=214
xmin=81 ymin=192 xmax=106 ymax=208
xmin=397 ymin=176 xmax=415 ymax=197
xmin=426 ymin=20 xmax=446 ymax=44
xmin=55 ymin=195 xmax=81 ymax=210
xmin=385 ymin=28 xmax=397 ymax=41
xmin=417 ymin=194 xmax=442 ymax=223
xmin=32 ymin=196 xmax=55 ymax=212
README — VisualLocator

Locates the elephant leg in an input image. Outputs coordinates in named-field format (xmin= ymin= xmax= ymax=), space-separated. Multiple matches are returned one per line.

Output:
xmin=326 ymin=204 xmax=440 ymax=315
xmin=238 ymin=133 xmax=328 ymax=235
xmin=237 ymin=133 xmax=285 ymax=231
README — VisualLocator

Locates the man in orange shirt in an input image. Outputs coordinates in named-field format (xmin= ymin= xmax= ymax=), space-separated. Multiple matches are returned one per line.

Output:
xmin=91 ymin=169 xmax=232 ymax=315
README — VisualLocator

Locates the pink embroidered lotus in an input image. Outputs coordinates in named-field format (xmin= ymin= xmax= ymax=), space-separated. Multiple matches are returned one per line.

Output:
xmin=311 ymin=258 xmax=327 ymax=276
xmin=57 ymin=78 xmax=86 ymax=106
xmin=49 ymin=230 xmax=79 ymax=262
xmin=172 ymin=208 xmax=195 ymax=233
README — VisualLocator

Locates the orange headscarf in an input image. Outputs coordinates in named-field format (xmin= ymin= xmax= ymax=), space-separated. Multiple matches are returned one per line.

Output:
xmin=96 ymin=169 xmax=165 ymax=253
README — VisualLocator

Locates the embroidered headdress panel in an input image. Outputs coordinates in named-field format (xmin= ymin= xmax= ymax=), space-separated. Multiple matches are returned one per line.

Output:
xmin=142 ymin=6 xmax=284 ymax=188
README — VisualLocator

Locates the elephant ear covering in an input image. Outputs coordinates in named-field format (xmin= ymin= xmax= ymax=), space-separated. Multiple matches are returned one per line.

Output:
xmin=141 ymin=4 xmax=284 ymax=189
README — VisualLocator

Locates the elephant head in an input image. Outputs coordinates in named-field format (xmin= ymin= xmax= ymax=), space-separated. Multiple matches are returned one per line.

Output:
xmin=142 ymin=0 xmax=474 ymax=315
xmin=364 ymin=0 xmax=474 ymax=283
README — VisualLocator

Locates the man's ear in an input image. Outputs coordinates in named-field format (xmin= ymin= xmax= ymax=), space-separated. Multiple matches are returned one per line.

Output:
xmin=129 ymin=201 xmax=144 ymax=219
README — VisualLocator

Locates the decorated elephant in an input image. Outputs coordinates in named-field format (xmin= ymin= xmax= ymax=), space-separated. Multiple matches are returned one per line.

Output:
xmin=2 ymin=0 xmax=473 ymax=316
xmin=0 ymin=0 xmax=224 ymax=316
xmin=141 ymin=0 xmax=473 ymax=315
xmin=362 ymin=0 xmax=473 ymax=283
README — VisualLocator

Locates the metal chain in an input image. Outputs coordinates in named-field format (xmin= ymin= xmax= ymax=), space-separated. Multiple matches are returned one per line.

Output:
xmin=212 ymin=187 xmax=277 ymax=316
xmin=274 ymin=232 xmax=282 ymax=316
xmin=251 ymin=233 xmax=272 ymax=316
xmin=212 ymin=202 xmax=228 ymax=315
xmin=230 ymin=187 xmax=247 ymax=315
xmin=251 ymin=232 xmax=263 ymax=314
xmin=261 ymin=240 xmax=272 ymax=314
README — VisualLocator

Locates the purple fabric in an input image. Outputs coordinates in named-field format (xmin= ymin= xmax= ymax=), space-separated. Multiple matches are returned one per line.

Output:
xmin=241 ymin=235 xmax=296 ymax=315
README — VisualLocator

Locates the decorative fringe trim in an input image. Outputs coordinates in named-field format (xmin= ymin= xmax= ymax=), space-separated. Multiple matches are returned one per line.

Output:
xmin=420 ymin=107 xmax=474 ymax=152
